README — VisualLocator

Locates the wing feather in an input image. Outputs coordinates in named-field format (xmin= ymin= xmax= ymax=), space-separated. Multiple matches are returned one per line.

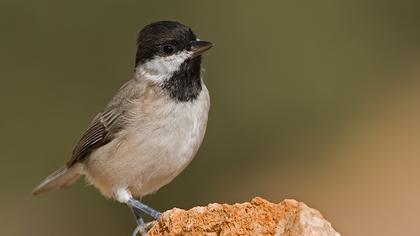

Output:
xmin=67 ymin=109 xmax=124 ymax=167
xmin=66 ymin=79 xmax=143 ymax=167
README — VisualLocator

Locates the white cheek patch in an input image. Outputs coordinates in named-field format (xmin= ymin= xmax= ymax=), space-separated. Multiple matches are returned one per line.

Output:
xmin=135 ymin=50 xmax=192 ymax=83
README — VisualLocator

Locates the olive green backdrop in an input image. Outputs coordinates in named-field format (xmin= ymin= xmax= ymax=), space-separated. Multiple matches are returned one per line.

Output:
xmin=1 ymin=0 xmax=420 ymax=235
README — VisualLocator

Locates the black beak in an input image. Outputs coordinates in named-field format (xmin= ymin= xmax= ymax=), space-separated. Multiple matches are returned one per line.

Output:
xmin=190 ymin=41 xmax=214 ymax=58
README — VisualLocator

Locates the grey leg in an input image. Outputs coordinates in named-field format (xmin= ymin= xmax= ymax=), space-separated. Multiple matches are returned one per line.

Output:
xmin=112 ymin=188 xmax=160 ymax=235
xmin=128 ymin=198 xmax=161 ymax=236
xmin=131 ymin=206 xmax=145 ymax=226
xmin=127 ymin=198 xmax=161 ymax=220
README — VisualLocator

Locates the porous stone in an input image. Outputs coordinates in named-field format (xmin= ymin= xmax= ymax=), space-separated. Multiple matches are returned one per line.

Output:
xmin=147 ymin=197 xmax=341 ymax=236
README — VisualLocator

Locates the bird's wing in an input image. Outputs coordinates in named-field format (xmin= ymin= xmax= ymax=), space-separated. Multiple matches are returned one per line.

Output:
xmin=67 ymin=108 xmax=125 ymax=167
xmin=66 ymin=79 xmax=142 ymax=167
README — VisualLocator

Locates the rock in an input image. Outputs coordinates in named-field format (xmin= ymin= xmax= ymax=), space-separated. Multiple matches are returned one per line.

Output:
xmin=148 ymin=197 xmax=341 ymax=236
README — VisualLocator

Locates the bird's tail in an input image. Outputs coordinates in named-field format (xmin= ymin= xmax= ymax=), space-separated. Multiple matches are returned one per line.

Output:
xmin=32 ymin=165 xmax=82 ymax=196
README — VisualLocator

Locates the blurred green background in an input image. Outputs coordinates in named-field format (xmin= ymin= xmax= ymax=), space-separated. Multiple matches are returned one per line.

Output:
xmin=2 ymin=0 xmax=420 ymax=235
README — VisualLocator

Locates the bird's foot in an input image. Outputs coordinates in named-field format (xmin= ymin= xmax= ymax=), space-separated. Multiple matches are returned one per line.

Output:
xmin=129 ymin=198 xmax=161 ymax=236
xmin=132 ymin=221 xmax=156 ymax=236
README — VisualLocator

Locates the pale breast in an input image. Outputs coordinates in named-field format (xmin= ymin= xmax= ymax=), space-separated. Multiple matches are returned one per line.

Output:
xmin=85 ymin=84 xmax=210 ymax=198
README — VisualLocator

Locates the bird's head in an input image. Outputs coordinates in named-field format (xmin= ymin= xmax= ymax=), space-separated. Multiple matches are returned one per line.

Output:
xmin=134 ymin=21 xmax=213 ymax=85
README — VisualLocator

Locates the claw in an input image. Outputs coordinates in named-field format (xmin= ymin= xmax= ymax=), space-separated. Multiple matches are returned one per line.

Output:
xmin=132 ymin=225 xmax=146 ymax=236
xmin=132 ymin=221 xmax=157 ymax=236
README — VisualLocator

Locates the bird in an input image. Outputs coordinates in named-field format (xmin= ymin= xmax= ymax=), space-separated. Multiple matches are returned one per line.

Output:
xmin=32 ymin=20 xmax=213 ymax=235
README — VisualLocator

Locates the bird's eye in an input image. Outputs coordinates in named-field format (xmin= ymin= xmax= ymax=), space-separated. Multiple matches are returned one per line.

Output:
xmin=162 ymin=45 xmax=175 ymax=54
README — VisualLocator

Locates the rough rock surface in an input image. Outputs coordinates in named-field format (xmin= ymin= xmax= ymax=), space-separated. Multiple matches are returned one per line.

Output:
xmin=148 ymin=197 xmax=341 ymax=236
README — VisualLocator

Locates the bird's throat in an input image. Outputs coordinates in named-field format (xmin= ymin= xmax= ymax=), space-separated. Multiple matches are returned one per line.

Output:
xmin=162 ymin=57 xmax=202 ymax=102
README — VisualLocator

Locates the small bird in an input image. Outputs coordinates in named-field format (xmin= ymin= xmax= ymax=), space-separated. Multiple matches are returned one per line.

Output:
xmin=33 ymin=21 xmax=213 ymax=235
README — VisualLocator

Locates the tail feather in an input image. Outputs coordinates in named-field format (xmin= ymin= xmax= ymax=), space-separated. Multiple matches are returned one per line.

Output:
xmin=32 ymin=165 xmax=82 ymax=196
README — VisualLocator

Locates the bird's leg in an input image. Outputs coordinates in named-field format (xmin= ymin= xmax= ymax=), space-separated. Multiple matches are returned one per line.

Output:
xmin=129 ymin=198 xmax=160 ymax=236
xmin=127 ymin=198 xmax=161 ymax=220
xmin=113 ymin=188 xmax=161 ymax=235
xmin=113 ymin=188 xmax=162 ymax=220
xmin=131 ymin=205 xmax=145 ymax=225
xmin=131 ymin=206 xmax=146 ymax=236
